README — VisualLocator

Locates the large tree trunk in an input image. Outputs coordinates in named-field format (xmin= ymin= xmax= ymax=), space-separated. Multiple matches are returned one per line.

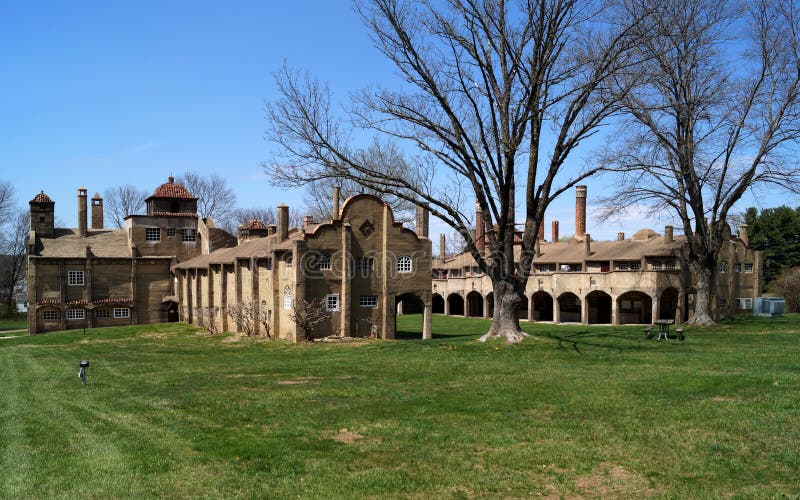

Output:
xmin=478 ymin=280 xmax=529 ymax=344
xmin=688 ymin=261 xmax=714 ymax=326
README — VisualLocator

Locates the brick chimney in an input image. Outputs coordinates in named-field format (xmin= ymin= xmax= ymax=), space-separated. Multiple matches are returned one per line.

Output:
xmin=575 ymin=185 xmax=587 ymax=238
xmin=739 ymin=223 xmax=749 ymax=246
xmin=332 ymin=186 xmax=340 ymax=220
xmin=552 ymin=220 xmax=559 ymax=242
xmin=277 ymin=204 xmax=289 ymax=241
xmin=440 ymin=233 xmax=446 ymax=258
xmin=584 ymin=233 xmax=591 ymax=257
xmin=303 ymin=215 xmax=314 ymax=227
xmin=415 ymin=205 xmax=429 ymax=238
xmin=78 ymin=187 xmax=88 ymax=237
xmin=538 ymin=218 xmax=545 ymax=241
xmin=664 ymin=225 xmax=673 ymax=243
xmin=91 ymin=192 xmax=103 ymax=229
xmin=475 ymin=202 xmax=485 ymax=254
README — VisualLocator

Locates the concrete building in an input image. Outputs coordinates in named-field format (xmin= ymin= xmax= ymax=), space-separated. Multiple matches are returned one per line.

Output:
xmin=26 ymin=177 xmax=236 ymax=334
xmin=173 ymin=192 xmax=433 ymax=341
xmin=432 ymin=186 xmax=762 ymax=325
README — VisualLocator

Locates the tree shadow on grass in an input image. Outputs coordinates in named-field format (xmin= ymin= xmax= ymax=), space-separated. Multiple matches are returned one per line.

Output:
xmin=534 ymin=327 xmax=679 ymax=354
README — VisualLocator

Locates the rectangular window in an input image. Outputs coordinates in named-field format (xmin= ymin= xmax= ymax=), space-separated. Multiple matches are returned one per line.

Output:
xmin=68 ymin=270 xmax=84 ymax=286
xmin=95 ymin=309 xmax=109 ymax=318
xmin=145 ymin=227 xmax=160 ymax=242
xmin=652 ymin=261 xmax=663 ymax=270
xmin=181 ymin=229 xmax=197 ymax=242
xmin=113 ymin=307 xmax=130 ymax=319
xmin=618 ymin=262 xmax=639 ymax=270
xmin=42 ymin=310 xmax=59 ymax=321
xmin=357 ymin=257 xmax=374 ymax=272
xmin=316 ymin=253 xmax=332 ymax=270
xmin=284 ymin=287 xmax=292 ymax=309
xmin=326 ymin=294 xmax=340 ymax=312
xmin=359 ymin=295 xmax=378 ymax=308
xmin=719 ymin=261 xmax=728 ymax=273
xmin=744 ymin=263 xmax=753 ymax=273
xmin=736 ymin=298 xmax=753 ymax=310
xmin=664 ymin=261 xmax=677 ymax=271
xmin=166 ymin=227 xmax=176 ymax=237
xmin=719 ymin=297 xmax=728 ymax=308
xmin=734 ymin=263 xmax=741 ymax=273
xmin=537 ymin=263 xmax=556 ymax=273
xmin=66 ymin=309 xmax=85 ymax=320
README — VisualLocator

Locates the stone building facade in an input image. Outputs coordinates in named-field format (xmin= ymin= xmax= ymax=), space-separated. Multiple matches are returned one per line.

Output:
xmin=173 ymin=192 xmax=433 ymax=341
xmin=26 ymin=177 xmax=236 ymax=334
xmin=432 ymin=187 xmax=763 ymax=325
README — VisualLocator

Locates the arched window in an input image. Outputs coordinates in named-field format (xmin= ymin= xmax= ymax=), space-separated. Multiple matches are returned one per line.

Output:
xmin=284 ymin=286 xmax=292 ymax=310
xmin=397 ymin=255 xmax=412 ymax=273
xmin=719 ymin=260 xmax=728 ymax=273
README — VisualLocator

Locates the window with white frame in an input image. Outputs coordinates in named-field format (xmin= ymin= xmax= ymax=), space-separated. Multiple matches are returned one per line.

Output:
xmin=652 ymin=261 xmax=663 ymax=270
xmin=145 ymin=227 xmax=160 ymax=242
xmin=537 ymin=263 xmax=556 ymax=273
xmin=283 ymin=286 xmax=292 ymax=309
xmin=113 ymin=307 xmax=130 ymax=319
xmin=42 ymin=310 xmax=59 ymax=321
xmin=326 ymin=294 xmax=340 ymax=312
xmin=95 ymin=309 xmax=109 ymax=318
xmin=397 ymin=255 xmax=412 ymax=273
xmin=316 ymin=253 xmax=332 ymax=270
xmin=166 ymin=227 xmax=176 ymax=237
xmin=66 ymin=309 xmax=85 ymax=320
xmin=359 ymin=295 xmax=378 ymax=308
xmin=68 ymin=270 xmax=84 ymax=286
xmin=358 ymin=257 xmax=374 ymax=272
xmin=617 ymin=262 xmax=641 ymax=271
xmin=664 ymin=261 xmax=677 ymax=270
xmin=181 ymin=228 xmax=197 ymax=242
xmin=719 ymin=261 xmax=728 ymax=273
xmin=744 ymin=263 xmax=753 ymax=273
xmin=736 ymin=298 xmax=753 ymax=310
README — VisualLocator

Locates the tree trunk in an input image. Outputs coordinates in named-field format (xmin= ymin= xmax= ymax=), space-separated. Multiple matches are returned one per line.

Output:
xmin=689 ymin=262 xmax=715 ymax=326
xmin=478 ymin=280 xmax=529 ymax=344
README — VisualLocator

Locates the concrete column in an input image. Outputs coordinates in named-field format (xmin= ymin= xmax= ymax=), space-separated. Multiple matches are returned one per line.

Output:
xmin=463 ymin=293 xmax=469 ymax=318
xmin=381 ymin=204 xmax=390 ymax=339
xmin=676 ymin=290 xmax=684 ymax=323
xmin=444 ymin=295 xmax=450 ymax=315
xmin=581 ymin=296 xmax=588 ymax=325
xmin=422 ymin=299 xmax=432 ymax=340
xmin=341 ymin=222 xmax=352 ymax=336
xmin=483 ymin=294 xmax=490 ymax=319
xmin=611 ymin=295 xmax=619 ymax=325
xmin=528 ymin=294 xmax=534 ymax=322
xmin=651 ymin=295 xmax=658 ymax=324
xmin=553 ymin=297 xmax=560 ymax=324
xmin=130 ymin=259 xmax=138 ymax=325
xmin=293 ymin=240 xmax=307 ymax=343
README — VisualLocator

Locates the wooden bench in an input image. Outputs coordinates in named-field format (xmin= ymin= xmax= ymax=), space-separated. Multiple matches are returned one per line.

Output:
xmin=675 ymin=327 xmax=685 ymax=341
xmin=644 ymin=327 xmax=653 ymax=339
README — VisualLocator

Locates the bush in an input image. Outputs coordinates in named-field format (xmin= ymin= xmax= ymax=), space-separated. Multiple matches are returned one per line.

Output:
xmin=770 ymin=267 xmax=800 ymax=312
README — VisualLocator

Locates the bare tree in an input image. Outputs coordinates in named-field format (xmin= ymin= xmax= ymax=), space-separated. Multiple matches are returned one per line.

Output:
xmin=259 ymin=302 xmax=273 ymax=338
xmin=0 ymin=181 xmax=14 ymax=223
xmin=772 ymin=267 xmax=800 ymax=313
xmin=289 ymin=297 xmax=333 ymax=341
xmin=600 ymin=0 xmax=800 ymax=325
xmin=226 ymin=301 xmax=258 ymax=337
xmin=103 ymin=185 xmax=148 ymax=228
xmin=178 ymin=172 xmax=238 ymax=231
xmin=265 ymin=0 xmax=642 ymax=342
xmin=194 ymin=306 xmax=219 ymax=335
xmin=0 ymin=209 xmax=28 ymax=317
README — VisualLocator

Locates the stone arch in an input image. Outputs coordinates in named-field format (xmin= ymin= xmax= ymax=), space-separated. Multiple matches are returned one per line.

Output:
xmin=659 ymin=287 xmax=679 ymax=321
xmin=517 ymin=294 xmax=529 ymax=320
xmin=617 ymin=291 xmax=653 ymax=324
xmin=557 ymin=292 xmax=582 ymax=323
xmin=447 ymin=293 xmax=464 ymax=316
xmin=485 ymin=292 xmax=494 ymax=318
xmin=466 ymin=290 xmax=484 ymax=317
xmin=394 ymin=293 xmax=425 ymax=339
xmin=532 ymin=291 xmax=553 ymax=321
xmin=432 ymin=293 xmax=445 ymax=314
xmin=586 ymin=290 xmax=612 ymax=324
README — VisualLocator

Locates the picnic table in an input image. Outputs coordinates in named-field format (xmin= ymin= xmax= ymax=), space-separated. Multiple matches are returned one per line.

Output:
xmin=654 ymin=319 xmax=674 ymax=340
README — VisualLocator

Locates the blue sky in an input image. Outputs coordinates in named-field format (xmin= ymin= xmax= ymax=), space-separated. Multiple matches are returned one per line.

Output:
xmin=1 ymin=1 xmax=795 ymax=243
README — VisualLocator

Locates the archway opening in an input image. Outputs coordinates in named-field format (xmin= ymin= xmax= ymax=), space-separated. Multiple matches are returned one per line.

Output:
xmin=432 ymin=293 xmax=445 ymax=314
xmin=447 ymin=293 xmax=464 ymax=316
xmin=586 ymin=291 xmax=612 ymax=324
xmin=660 ymin=288 xmax=679 ymax=321
xmin=532 ymin=291 xmax=553 ymax=321
xmin=517 ymin=294 xmax=529 ymax=320
xmin=486 ymin=292 xmax=494 ymax=318
xmin=617 ymin=291 xmax=653 ymax=324
xmin=558 ymin=292 xmax=582 ymax=323
xmin=166 ymin=301 xmax=179 ymax=322
xmin=466 ymin=291 xmax=484 ymax=317
xmin=395 ymin=293 xmax=424 ymax=339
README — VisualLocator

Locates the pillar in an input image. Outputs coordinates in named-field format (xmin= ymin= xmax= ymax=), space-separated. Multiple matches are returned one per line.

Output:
xmin=483 ymin=295 xmax=490 ymax=319
xmin=422 ymin=300 xmax=432 ymax=340
xmin=611 ymin=295 xmax=619 ymax=325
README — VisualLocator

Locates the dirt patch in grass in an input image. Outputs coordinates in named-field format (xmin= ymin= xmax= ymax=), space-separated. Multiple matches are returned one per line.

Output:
xmin=275 ymin=376 xmax=319 ymax=385
xmin=224 ymin=373 xmax=266 ymax=379
xmin=327 ymin=428 xmax=364 ymax=444
xmin=574 ymin=463 xmax=655 ymax=497
xmin=711 ymin=395 xmax=741 ymax=402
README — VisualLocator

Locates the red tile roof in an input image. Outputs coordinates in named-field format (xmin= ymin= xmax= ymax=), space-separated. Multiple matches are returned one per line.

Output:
xmin=31 ymin=191 xmax=54 ymax=203
xmin=239 ymin=219 xmax=268 ymax=230
xmin=150 ymin=176 xmax=197 ymax=200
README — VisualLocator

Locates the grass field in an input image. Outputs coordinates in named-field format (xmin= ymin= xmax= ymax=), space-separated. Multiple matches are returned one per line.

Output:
xmin=2 ymin=315 xmax=799 ymax=498
xmin=0 ymin=315 xmax=27 ymax=333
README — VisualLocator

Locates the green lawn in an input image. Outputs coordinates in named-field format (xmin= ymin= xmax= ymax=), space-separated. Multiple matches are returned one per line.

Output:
xmin=0 ymin=315 xmax=26 ymax=333
xmin=2 ymin=315 xmax=799 ymax=498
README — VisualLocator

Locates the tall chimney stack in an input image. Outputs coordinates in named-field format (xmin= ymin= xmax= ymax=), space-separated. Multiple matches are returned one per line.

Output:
xmin=583 ymin=233 xmax=591 ymax=257
xmin=277 ymin=204 xmax=289 ymax=241
xmin=415 ymin=205 xmax=429 ymax=238
xmin=77 ymin=187 xmax=88 ymax=237
xmin=475 ymin=202 xmax=485 ymax=255
xmin=664 ymin=225 xmax=674 ymax=243
xmin=575 ymin=185 xmax=587 ymax=238
xmin=91 ymin=192 xmax=103 ymax=229
xmin=440 ymin=233 xmax=446 ymax=258
xmin=552 ymin=220 xmax=559 ymax=243
xmin=538 ymin=218 xmax=545 ymax=241
xmin=739 ymin=223 xmax=749 ymax=246
xmin=332 ymin=186 xmax=340 ymax=220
